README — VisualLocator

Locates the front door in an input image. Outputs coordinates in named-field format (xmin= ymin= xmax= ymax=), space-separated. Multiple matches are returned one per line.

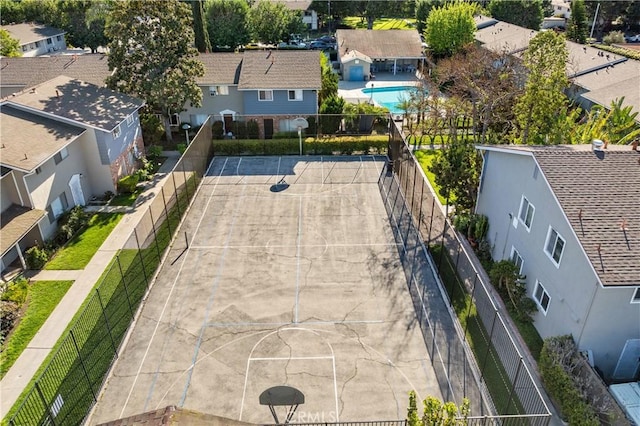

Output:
xmin=264 ymin=119 xmax=274 ymax=139
xmin=223 ymin=114 xmax=233 ymax=135
xmin=68 ymin=174 xmax=85 ymax=206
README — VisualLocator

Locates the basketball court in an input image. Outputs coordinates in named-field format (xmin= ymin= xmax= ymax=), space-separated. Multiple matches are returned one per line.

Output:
xmin=90 ymin=156 xmax=442 ymax=425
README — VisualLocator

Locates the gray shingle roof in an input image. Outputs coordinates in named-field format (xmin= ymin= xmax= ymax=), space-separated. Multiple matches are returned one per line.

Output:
xmin=0 ymin=104 xmax=86 ymax=172
xmin=7 ymin=75 xmax=145 ymax=131
xmin=197 ymin=53 xmax=243 ymax=85
xmin=1 ymin=23 xmax=65 ymax=45
xmin=0 ymin=204 xmax=46 ymax=257
xmin=238 ymin=50 xmax=321 ymax=90
xmin=336 ymin=29 xmax=424 ymax=60
xmin=499 ymin=144 xmax=640 ymax=287
xmin=0 ymin=55 xmax=112 ymax=93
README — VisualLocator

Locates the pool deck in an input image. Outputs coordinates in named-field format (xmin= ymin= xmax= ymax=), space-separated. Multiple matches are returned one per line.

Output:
xmin=338 ymin=72 xmax=420 ymax=106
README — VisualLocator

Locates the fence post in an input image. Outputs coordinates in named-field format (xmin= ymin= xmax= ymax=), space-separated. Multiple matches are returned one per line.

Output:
xmin=171 ymin=172 xmax=182 ymax=217
xmin=417 ymin=180 xmax=425 ymax=236
xmin=95 ymin=288 xmax=117 ymax=355
xmin=134 ymin=229 xmax=149 ymax=286
xmin=463 ymin=275 xmax=478 ymax=341
xmin=70 ymin=330 xmax=97 ymax=402
xmin=34 ymin=381 xmax=56 ymax=426
xmin=116 ymin=255 xmax=134 ymax=315
xmin=161 ymin=187 xmax=172 ymax=236
xmin=428 ymin=197 xmax=435 ymax=245
xmin=148 ymin=208 xmax=162 ymax=260
xmin=182 ymin=157 xmax=190 ymax=202
xmin=411 ymin=164 xmax=418 ymax=217
xmin=480 ymin=310 xmax=499 ymax=383
xmin=438 ymin=205 xmax=448 ymax=273
xmin=504 ymin=357 xmax=524 ymax=414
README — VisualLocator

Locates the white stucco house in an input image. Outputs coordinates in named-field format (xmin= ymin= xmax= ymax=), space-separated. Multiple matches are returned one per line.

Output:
xmin=1 ymin=23 xmax=67 ymax=57
xmin=475 ymin=143 xmax=640 ymax=381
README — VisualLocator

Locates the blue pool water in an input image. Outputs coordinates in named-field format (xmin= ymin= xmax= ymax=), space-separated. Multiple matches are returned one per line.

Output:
xmin=360 ymin=85 xmax=418 ymax=114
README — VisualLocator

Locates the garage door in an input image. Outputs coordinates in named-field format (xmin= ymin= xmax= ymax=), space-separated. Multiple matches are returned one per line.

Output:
xmin=349 ymin=65 xmax=364 ymax=81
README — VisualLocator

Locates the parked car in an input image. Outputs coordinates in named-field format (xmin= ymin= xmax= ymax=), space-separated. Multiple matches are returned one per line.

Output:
xmin=309 ymin=40 xmax=332 ymax=50
xmin=319 ymin=35 xmax=336 ymax=44
xmin=277 ymin=41 xmax=307 ymax=49
xmin=625 ymin=34 xmax=640 ymax=42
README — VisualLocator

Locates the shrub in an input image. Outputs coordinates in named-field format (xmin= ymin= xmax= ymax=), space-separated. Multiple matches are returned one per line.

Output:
xmin=247 ymin=120 xmax=260 ymax=138
xmin=0 ymin=277 xmax=28 ymax=304
xmin=118 ymin=174 xmax=139 ymax=194
xmin=0 ymin=301 xmax=20 ymax=345
xmin=212 ymin=136 xmax=388 ymax=156
xmin=103 ymin=191 xmax=114 ymax=202
xmin=146 ymin=145 xmax=163 ymax=159
xmin=273 ymin=131 xmax=299 ymax=139
xmin=25 ymin=246 xmax=49 ymax=269
xmin=602 ymin=30 xmax=625 ymax=45
xmin=55 ymin=206 xmax=88 ymax=244
xmin=177 ymin=143 xmax=187 ymax=154
xmin=212 ymin=120 xmax=225 ymax=140
xmin=140 ymin=113 xmax=164 ymax=145
xmin=539 ymin=336 xmax=599 ymax=425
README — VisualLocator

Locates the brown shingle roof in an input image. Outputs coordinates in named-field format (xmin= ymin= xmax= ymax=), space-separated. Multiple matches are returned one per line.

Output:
xmin=238 ymin=50 xmax=321 ymax=90
xmin=7 ymin=75 xmax=145 ymax=131
xmin=1 ymin=23 xmax=65 ymax=45
xmin=0 ymin=55 xmax=112 ymax=93
xmin=0 ymin=204 xmax=46 ymax=256
xmin=507 ymin=144 xmax=640 ymax=287
xmin=197 ymin=53 xmax=243 ymax=85
xmin=336 ymin=29 xmax=423 ymax=60
xmin=0 ymin=104 xmax=86 ymax=172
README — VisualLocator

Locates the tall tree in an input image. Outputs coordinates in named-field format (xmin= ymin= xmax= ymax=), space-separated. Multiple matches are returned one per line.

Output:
xmin=190 ymin=0 xmax=211 ymax=52
xmin=415 ymin=0 xmax=445 ymax=34
xmin=514 ymin=30 xmax=569 ymax=144
xmin=488 ymin=0 xmax=543 ymax=30
xmin=205 ymin=0 xmax=250 ymax=50
xmin=566 ymin=0 xmax=588 ymax=44
xmin=57 ymin=0 xmax=109 ymax=52
xmin=105 ymin=0 xmax=205 ymax=143
xmin=319 ymin=53 xmax=338 ymax=106
xmin=247 ymin=0 xmax=299 ymax=45
xmin=424 ymin=2 xmax=476 ymax=57
xmin=0 ymin=28 xmax=22 ymax=56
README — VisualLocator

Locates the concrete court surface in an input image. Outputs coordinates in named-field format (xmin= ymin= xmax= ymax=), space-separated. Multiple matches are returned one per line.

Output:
xmin=90 ymin=156 xmax=442 ymax=425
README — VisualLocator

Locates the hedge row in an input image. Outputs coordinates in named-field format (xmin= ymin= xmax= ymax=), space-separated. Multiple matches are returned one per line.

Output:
xmin=539 ymin=335 xmax=599 ymax=425
xmin=595 ymin=43 xmax=640 ymax=61
xmin=212 ymin=136 xmax=388 ymax=156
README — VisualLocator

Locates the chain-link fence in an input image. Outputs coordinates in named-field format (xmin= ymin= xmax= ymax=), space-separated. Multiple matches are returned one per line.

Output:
xmin=8 ymin=119 xmax=214 ymax=426
xmin=382 ymin=121 xmax=551 ymax=425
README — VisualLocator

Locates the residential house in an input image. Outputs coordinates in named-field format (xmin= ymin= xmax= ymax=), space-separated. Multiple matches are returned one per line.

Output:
xmin=475 ymin=143 xmax=640 ymax=381
xmin=474 ymin=16 xmax=640 ymax=123
xmin=179 ymin=53 xmax=243 ymax=133
xmin=0 ymin=54 xmax=112 ymax=98
xmin=1 ymin=76 xmax=145 ymax=275
xmin=1 ymin=23 xmax=67 ymax=57
xmin=551 ymin=0 xmax=572 ymax=19
xmin=336 ymin=30 xmax=424 ymax=81
xmin=282 ymin=0 xmax=318 ymax=30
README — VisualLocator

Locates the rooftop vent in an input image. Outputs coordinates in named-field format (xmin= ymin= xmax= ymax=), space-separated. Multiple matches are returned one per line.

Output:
xmin=592 ymin=139 xmax=604 ymax=151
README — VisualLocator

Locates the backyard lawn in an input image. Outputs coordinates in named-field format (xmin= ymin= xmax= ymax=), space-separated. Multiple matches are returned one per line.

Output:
xmin=0 ymin=280 xmax=73 ymax=379
xmin=414 ymin=149 xmax=456 ymax=206
xmin=341 ymin=17 xmax=416 ymax=30
xmin=45 ymin=213 xmax=123 ymax=270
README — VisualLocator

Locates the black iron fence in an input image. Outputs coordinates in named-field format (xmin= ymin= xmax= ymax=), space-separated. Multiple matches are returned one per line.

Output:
xmin=381 ymin=120 xmax=551 ymax=425
xmin=8 ymin=119 xmax=215 ymax=426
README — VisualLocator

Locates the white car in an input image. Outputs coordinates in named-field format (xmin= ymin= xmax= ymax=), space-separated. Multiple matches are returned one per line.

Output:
xmin=625 ymin=34 xmax=640 ymax=42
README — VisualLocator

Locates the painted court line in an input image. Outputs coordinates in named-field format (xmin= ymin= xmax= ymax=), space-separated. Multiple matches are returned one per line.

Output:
xmin=294 ymin=196 xmax=303 ymax=324
xmin=249 ymin=356 xmax=334 ymax=361
xmin=190 ymin=242 xmax=402 ymax=249
xmin=204 ymin=319 xmax=385 ymax=328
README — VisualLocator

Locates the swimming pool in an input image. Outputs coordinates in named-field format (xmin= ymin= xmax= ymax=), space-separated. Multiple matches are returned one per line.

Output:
xmin=360 ymin=85 xmax=418 ymax=114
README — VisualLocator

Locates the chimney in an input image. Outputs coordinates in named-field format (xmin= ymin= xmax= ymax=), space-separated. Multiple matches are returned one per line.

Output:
xmin=55 ymin=90 xmax=60 ymax=99
xmin=591 ymin=139 xmax=604 ymax=151
xmin=632 ymin=140 xmax=638 ymax=151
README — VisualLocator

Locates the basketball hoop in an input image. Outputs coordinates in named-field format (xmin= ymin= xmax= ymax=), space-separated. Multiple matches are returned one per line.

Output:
xmin=293 ymin=117 xmax=309 ymax=155
xmin=259 ymin=385 xmax=305 ymax=425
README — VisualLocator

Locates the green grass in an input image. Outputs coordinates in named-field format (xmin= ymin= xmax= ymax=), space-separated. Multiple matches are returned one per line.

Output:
xmin=413 ymin=149 xmax=457 ymax=206
xmin=45 ymin=213 xmax=123 ymax=270
xmin=109 ymin=188 xmax=143 ymax=206
xmin=341 ymin=16 xmax=416 ymax=30
xmin=430 ymin=244 xmax=526 ymax=416
xmin=0 ymin=280 xmax=73 ymax=379
xmin=3 ymin=175 xmax=199 ymax=425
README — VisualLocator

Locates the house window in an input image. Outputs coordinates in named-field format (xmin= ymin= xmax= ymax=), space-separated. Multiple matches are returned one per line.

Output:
xmin=631 ymin=288 xmax=640 ymax=304
xmin=510 ymin=247 xmax=524 ymax=274
xmin=534 ymin=281 xmax=550 ymax=314
xmin=47 ymin=192 xmax=69 ymax=223
xmin=22 ymin=45 xmax=28 ymax=52
xmin=544 ymin=227 xmax=566 ymax=266
xmin=57 ymin=35 xmax=62 ymax=42
xmin=126 ymin=115 xmax=134 ymax=127
xmin=169 ymin=113 xmax=180 ymax=127
xmin=209 ymin=85 xmax=229 ymax=96
xmin=288 ymin=90 xmax=303 ymax=101
xmin=47 ymin=38 xmax=53 ymax=45
xmin=53 ymin=147 xmax=69 ymax=165
xmin=35 ymin=41 xmax=42 ymax=48
xmin=258 ymin=90 xmax=273 ymax=101
xmin=518 ymin=196 xmax=535 ymax=230
xmin=35 ymin=167 xmax=42 ymax=174
xmin=112 ymin=124 xmax=121 ymax=138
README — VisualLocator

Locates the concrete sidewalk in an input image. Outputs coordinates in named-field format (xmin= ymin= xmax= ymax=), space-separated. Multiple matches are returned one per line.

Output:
xmin=0 ymin=152 xmax=181 ymax=419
